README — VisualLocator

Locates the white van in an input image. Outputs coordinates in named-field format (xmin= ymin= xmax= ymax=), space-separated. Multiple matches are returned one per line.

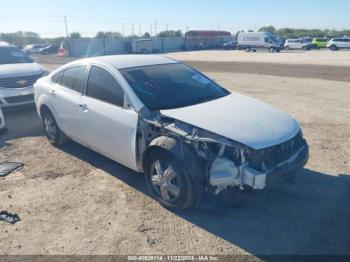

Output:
xmin=284 ymin=39 xmax=312 ymax=50
xmin=237 ymin=32 xmax=283 ymax=52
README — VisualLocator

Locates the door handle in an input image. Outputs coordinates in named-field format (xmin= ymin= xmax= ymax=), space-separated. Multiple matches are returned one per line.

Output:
xmin=79 ymin=104 xmax=89 ymax=112
xmin=49 ymin=90 xmax=56 ymax=97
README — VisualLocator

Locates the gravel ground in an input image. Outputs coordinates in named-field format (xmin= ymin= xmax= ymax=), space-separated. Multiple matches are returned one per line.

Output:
xmin=0 ymin=51 xmax=349 ymax=256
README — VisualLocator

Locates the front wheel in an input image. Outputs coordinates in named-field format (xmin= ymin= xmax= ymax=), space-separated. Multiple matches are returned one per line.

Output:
xmin=144 ymin=148 xmax=202 ymax=210
xmin=41 ymin=108 xmax=68 ymax=146
xmin=330 ymin=45 xmax=338 ymax=51
xmin=269 ymin=47 xmax=275 ymax=52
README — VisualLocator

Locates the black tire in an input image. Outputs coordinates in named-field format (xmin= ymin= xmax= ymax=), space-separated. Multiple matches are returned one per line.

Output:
xmin=144 ymin=148 xmax=203 ymax=210
xmin=269 ymin=47 xmax=275 ymax=52
xmin=285 ymin=46 xmax=290 ymax=50
xmin=330 ymin=45 xmax=338 ymax=51
xmin=245 ymin=47 xmax=251 ymax=52
xmin=41 ymin=107 xmax=68 ymax=146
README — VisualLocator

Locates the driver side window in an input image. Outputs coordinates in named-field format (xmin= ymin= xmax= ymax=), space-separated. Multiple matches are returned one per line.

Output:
xmin=86 ymin=66 xmax=124 ymax=107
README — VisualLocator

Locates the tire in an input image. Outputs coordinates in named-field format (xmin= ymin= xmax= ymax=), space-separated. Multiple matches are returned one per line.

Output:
xmin=41 ymin=107 xmax=68 ymax=146
xmin=269 ymin=47 xmax=275 ymax=52
xmin=285 ymin=46 xmax=290 ymax=50
xmin=245 ymin=47 xmax=251 ymax=52
xmin=144 ymin=148 xmax=203 ymax=210
xmin=330 ymin=45 xmax=338 ymax=51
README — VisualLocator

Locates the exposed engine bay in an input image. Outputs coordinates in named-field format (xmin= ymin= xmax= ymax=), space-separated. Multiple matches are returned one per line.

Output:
xmin=136 ymin=109 xmax=309 ymax=195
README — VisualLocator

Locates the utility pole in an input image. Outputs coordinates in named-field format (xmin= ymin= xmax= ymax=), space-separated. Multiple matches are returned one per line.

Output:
xmin=150 ymin=24 xmax=153 ymax=36
xmin=154 ymin=20 xmax=158 ymax=37
xmin=122 ymin=23 xmax=125 ymax=37
xmin=64 ymin=16 xmax=69 ymax=38
xmin=131 ymin=23 xmax=134 ymax=36
xmin=166 ymin=24 xmax=169 ymax=33
xmin=138 ymin=23 xmax=141 ymax=36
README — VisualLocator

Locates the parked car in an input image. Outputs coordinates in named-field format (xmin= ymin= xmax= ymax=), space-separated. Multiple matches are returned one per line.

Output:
xmin=0 ymin=107 xmax=5 ymax=131
xmin=222 ymin=41 xmax=237 ymax=50
xmin=0 ymin=45 xmax=48 ymax=107
xmin=39 ymin=45 xmax=59 ymax=55
xmin=284 ymin=39 xmax=312 ymax=50
xmin=312 ymin=38 xmax=328 ymax=49
xmin=23 ymin=44 xmax=44 ymax=54
xmin=34 ymin=55 xmax=309 ymax=210
xmin=327 ymin=38 xmax=350 ymax=51
xmin=237 ymin=32 xmax=283 ymax=52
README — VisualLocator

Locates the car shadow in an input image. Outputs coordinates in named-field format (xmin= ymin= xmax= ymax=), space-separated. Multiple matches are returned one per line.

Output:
xmin=0 ymin=105 xmax=43 ymax=148
xmin=59 ymin=140 xmax=350 ymax=256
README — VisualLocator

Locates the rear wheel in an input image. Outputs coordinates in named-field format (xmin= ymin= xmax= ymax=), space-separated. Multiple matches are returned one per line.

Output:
xmin=41 ymin=108 xmax=68 ymax=146
xmin=144 ymin=148 xmax=203 ymax=210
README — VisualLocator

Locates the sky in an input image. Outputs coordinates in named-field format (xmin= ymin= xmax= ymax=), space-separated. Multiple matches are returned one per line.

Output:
xmin=0 ymin=0 xmax=349 ymax=37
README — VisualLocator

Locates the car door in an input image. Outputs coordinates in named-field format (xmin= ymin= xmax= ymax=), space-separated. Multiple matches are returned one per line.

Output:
xmin=50 ymin=65 xmax=87 ymax=143
xmin=79 ymin=65 xmax=139 ymax=170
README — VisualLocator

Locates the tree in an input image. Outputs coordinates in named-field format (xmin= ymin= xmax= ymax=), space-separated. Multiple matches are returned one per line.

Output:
xmin=258 ymin=26 xmax=276 ymax=33
xmin=95 ymin=31 xmax=122 ymax=38
xmin=142 ymin=32 xmax=151 ymax=39
xmin=70 ymin=32 xmax=81 ymax=39
xmin=157 ymin=30 xmax=183 ymax=38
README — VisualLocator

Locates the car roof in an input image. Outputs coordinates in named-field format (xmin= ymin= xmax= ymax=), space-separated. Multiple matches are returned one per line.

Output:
xmin=81 ymin=55 xmax=178 ymax=69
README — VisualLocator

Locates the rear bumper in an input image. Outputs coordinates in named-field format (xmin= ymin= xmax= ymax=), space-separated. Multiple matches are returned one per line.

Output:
xmin=0 ymin=86 xmax=34 ymax=107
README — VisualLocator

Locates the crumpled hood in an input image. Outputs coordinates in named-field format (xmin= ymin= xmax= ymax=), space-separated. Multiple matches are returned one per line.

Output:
xmin=161 ymin=93 xmax=300 ymax=150
xmin=0 ymin=63 xmax=45 ymax=78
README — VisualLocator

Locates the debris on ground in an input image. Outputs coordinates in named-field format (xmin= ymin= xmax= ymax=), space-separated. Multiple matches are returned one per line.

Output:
xmin=0 ymin=211 xmax=21 ymax=224
xmin=0 ymin=161 xmax=24 ymax=177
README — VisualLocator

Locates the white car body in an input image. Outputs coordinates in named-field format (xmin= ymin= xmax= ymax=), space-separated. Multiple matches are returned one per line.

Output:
xmin=0 ymin=107 xmax=5 ymax=130
xmin=35 ymin=55 xmax=309 ymax=209
xmin=0 ymin=46 xmax=48 ymax=107
xmin=327 ymin=38 xmax=350 ymax=50
xmin=23 ymin=44 xmax=44 ymax=54
xmin=284 ymin=39 xmax=311 ymax=50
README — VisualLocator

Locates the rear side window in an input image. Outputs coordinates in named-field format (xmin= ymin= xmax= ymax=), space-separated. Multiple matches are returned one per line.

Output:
xmin=60 ymin=66 xmax=85 ymax=93
xmin=86 ymin=66 xmax=124 ymax=107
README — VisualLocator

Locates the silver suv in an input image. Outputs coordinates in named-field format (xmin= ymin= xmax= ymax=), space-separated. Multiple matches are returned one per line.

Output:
xmin=284 ymin=39 xmax=312 ymax=51
xmin=327 ymin=38 xmax=350 ymax=51
xmin=0 ymin=44 xmax=48 ymax=107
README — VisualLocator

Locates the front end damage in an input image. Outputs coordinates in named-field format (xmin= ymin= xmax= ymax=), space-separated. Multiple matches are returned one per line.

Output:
xmin=137 ymin=110 xmax=309 ymax=195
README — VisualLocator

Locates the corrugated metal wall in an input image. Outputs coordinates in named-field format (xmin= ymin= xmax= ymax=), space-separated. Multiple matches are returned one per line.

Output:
xmin=65 ymin=36 xmax=234 ymax=57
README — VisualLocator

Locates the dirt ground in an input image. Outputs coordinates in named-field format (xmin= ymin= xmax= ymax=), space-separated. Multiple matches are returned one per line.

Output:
xmin=0 ymin=51 xmax=349 ymax=256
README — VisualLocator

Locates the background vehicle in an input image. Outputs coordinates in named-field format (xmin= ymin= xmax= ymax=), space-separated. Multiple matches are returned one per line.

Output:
xmin=222 ymin=41 xmax=237 ymax=50
xmin=39 ymin=45 xmax=59 ymax=55
xmin=327 ymin=38 xmax=350 ymax=51
xmin=23 ymin=44 xmax=44 ymax=54
xmin=35 ymin=55 xmax=308 ymax=210
xmin=132 ymin=39 xmax=153 ymax=53
xmin=237 ymin=32 xmax=283 ymax=52
xmin=312 ymin=38 xmax=327 ymax=49
xmin=0 ymin=45 xmax=48 ymax=107
xmin=284 ymin=39 xmax=312 ymax=50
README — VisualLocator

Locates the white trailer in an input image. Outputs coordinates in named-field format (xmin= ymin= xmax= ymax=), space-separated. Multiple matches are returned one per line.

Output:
xmin=132 ymin=39 xmax=153 ymax=54
xmin=237 ymin=32 xmax=283 ymax=52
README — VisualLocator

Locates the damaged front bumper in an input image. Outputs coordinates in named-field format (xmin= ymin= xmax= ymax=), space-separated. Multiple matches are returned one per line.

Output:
xmin=242 ymin=144 xmax=309 ymax=189
xmin=210 ymin=143 xmax=309 ymax=192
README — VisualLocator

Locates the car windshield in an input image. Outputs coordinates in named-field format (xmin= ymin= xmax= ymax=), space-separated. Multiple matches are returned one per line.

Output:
xmin=0 ymin=47 xmax=33 ymax=64
xmin=120 ymin=63 xmax=230 ymax=110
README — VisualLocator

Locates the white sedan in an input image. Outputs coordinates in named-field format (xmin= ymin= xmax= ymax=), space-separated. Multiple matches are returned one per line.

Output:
xmin=34 ymin=55 xmax=309 ymax=210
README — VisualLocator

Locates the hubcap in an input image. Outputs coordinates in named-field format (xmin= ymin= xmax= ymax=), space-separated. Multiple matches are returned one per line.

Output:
xmin=44 ymin=114 xmax=57 ymax=141
xmin=150 ymin=160 xmax=180 ymax=202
